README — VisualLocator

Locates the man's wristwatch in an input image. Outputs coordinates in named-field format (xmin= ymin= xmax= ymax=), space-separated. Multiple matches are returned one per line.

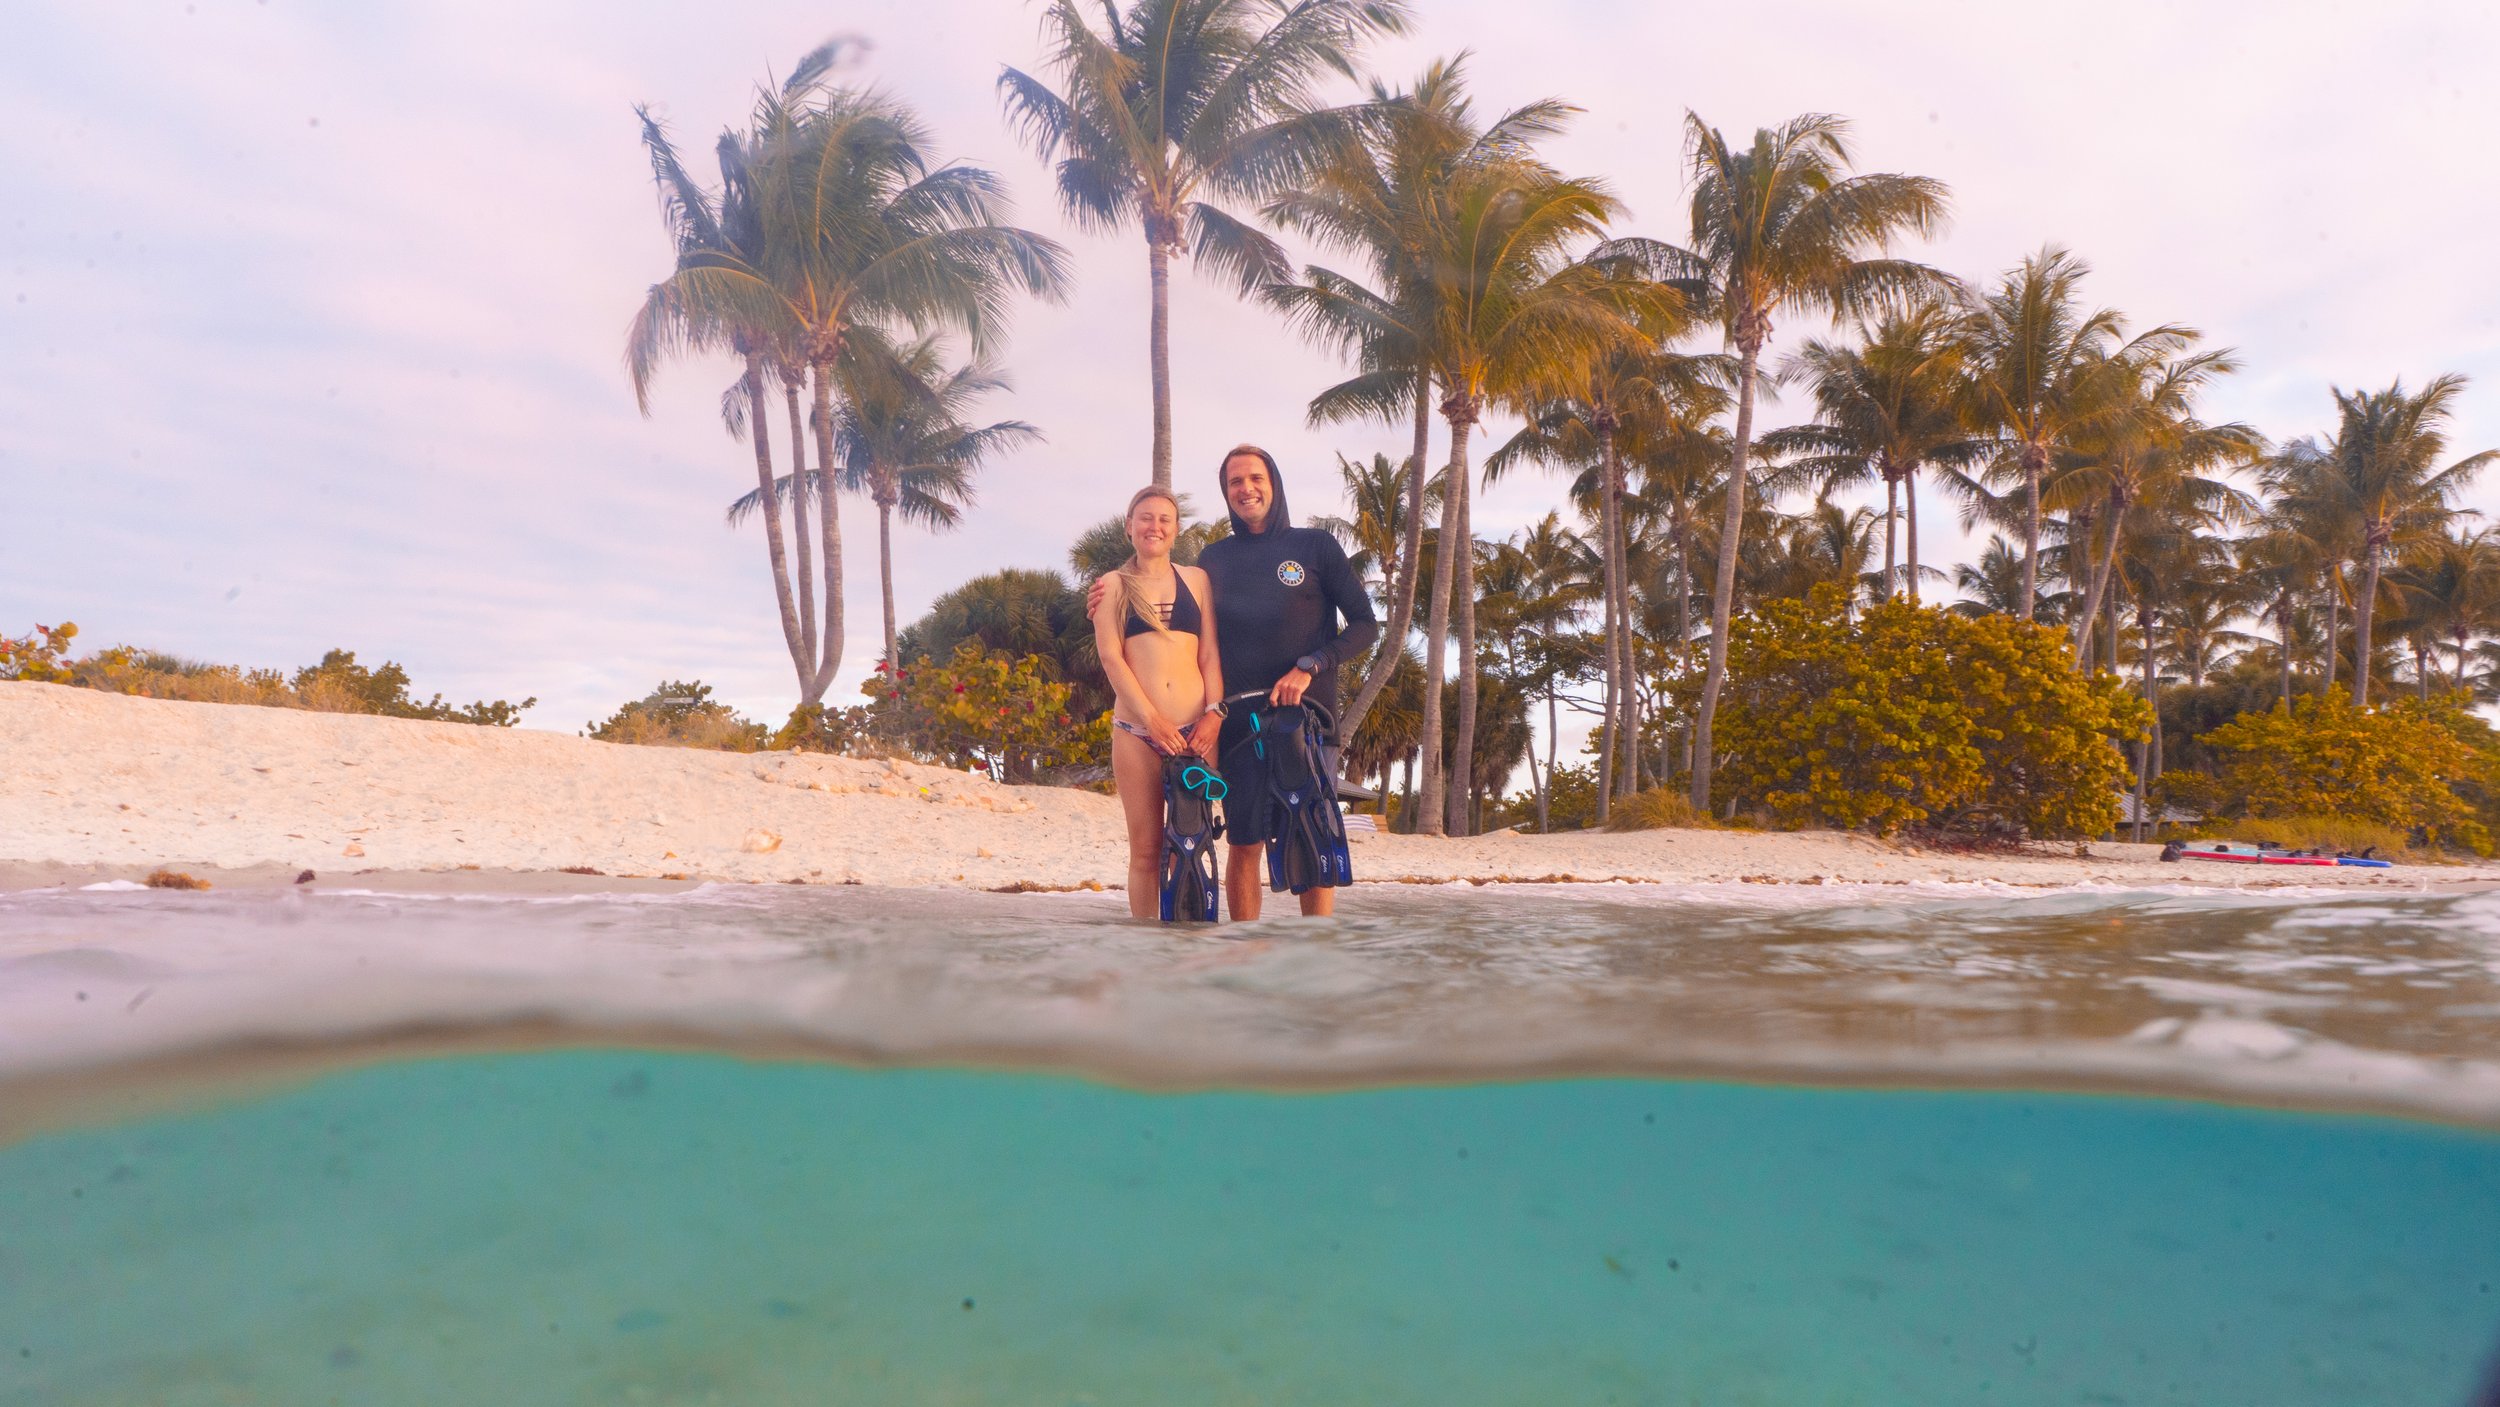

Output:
xmin=1294 ymin=654 xmax=1323 ymax=675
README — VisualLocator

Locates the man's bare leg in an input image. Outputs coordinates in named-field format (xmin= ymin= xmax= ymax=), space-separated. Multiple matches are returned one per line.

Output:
xmin=1225 ymin=844 xmax=1264 ymax=922
xmin=1227 ymin=845 xmax=1335 ymax=919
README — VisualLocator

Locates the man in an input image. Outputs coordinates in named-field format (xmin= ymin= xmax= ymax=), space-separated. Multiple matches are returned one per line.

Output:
xmin=1092 ymin=444 xmax=1379 ymax=917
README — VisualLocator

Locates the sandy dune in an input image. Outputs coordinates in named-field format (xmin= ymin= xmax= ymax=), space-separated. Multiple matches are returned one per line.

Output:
xmin=3 ymin=681 xmax=2487 ymax=893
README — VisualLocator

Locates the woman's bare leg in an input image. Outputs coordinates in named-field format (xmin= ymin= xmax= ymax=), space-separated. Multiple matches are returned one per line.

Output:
xmin=1111 ymin=729 xmax=1167 ymax=920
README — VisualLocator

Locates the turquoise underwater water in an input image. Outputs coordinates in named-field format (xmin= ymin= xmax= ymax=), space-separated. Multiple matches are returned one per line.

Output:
xmin=2 ymin=1051 xmax=2496 ymax=1406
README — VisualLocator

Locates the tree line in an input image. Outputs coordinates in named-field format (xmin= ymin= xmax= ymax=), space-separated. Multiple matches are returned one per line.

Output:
xmin=626 ymin=4 xmax=2496 ymax=838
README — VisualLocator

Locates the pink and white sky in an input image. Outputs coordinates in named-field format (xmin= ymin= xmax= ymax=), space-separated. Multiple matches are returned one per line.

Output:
xmin=6 ymin=1 xmax=2498 ymax=737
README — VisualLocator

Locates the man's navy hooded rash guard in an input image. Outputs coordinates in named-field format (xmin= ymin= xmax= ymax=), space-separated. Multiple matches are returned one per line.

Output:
xmin=1196 ymin=449 xmax=1381 ymax=711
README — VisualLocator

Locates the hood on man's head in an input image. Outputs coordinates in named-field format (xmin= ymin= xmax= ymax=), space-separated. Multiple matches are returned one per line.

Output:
xmin=1218 ymin=443 xmax=1290 ymax=536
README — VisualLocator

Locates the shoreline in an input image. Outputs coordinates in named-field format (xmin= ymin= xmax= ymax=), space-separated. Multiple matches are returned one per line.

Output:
xmin=8 ymin=681 xmax=2497 ymax=895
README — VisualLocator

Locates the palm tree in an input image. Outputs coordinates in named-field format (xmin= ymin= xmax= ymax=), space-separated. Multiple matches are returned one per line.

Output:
xmin=1953 ymin=534 xmax=2073 ymax=623
xmin=631 ymin=82 xmax=1068 ymax=703
xmin=1676 ymin=112 xmax=1950 ymax=812
xmin=2058 ymin=343 xmax=2262 ymax=663
xmin=1488 ymin=344 xmax=1719 ymax=814
xmin=2392 ymin=526 xmax=2500 ymax=691
xmin=627 ymin=51 xmax=835 ymax=695
xmin=728 ymin=334 xmax=1041 ymax=671
xmin=999 ymin=0 xmax=1408 ymax=489
xmin=1476 ymin=515 xmax=1597 ymax=830
xmin=1409 ymin=160 xmax=1658 ymax=835
xmin=1265 ymin=55 xmax=1570 ymax=760
xmin=1956 ymin=246 xmax=2194 ymax=623
xmin=2236 ymin=525 xmax=2326 ymax=705
xmin=2271 ymin=375 xmax=2496 ymax=705
xmin=1311 ymin=451 xmax=1441 ymax=590
xmin=1762 ymin=302 xmax=1976 ymax=602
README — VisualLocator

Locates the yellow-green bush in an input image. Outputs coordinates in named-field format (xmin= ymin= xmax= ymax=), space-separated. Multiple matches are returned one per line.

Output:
xmin=1605 ymin=787 xmax=1708 ymax=832
xmin=585 ymin=680 xmax=768 ymax=752
xmin=9 ymin=623 xmax=536 ymax=727
xmin=2204 ymin=693 xmax=2491 ymax=853
xmin=0 ymin=622 xmax=77 ymax=682
xmin=1713 ymin=589 xmax=2145 ymax=837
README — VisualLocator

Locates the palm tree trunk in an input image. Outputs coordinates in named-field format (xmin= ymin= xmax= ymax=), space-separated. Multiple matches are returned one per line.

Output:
xmin=1339 ymin=372 xmax=1433 ymax=758
xmin=1539 ymin=687 xmax=1558 ymax=832
xmin=2073 ymin=499 xmax=2125 ymax=665
xmin=806 ymin=362 xmax=846 ymax=704
xmin=2415 ymin=641 xmax=2430 ymax=701
xmin=877 ymin=491 xmax=899 ymax=672
xmin=1691 ymin=341 xmax=1761 ymax=811
xmin=784 ymin=384 xmax=820 ymax=672
xmin=1147 ymin=236 xmax=1174 ymax=492
xmin=1609 ymin=437 xmax=1638 ymax=804
xmin=2458 ymin=629 xmax=2474 ymax=692
xmin=2353 ymin=543 xmax=2383 ymax=707
xmin=1904 ymin=467 xmax=1922 ymax=604
xmin=1416 ymin=405 xmax=1468 ymax=838
xmin=2134 ymin=606 xmax=2156 ymax=842
xmin=1596 ymin=552 xmax=1618 ymax=823
xmin=2310 ymin=572 xmax=2330 ymax=699
xmin=2279 ymin=592 xmax=2295 ymax=707
xmin=1447 ymin=435 xmax=1481 ymax=837
xmin=1598 ymin=428 xmax=1625 ymax=816
xmin=2103 ymin=576 xmax=2120 ymax=673
xmin=2019 ymin=440 xmax=2046 ymax=621
xmin=1882 ymin=467 xmax=1899 ymax=599
xmin=1674 ymin=513 xmax=1694 ymax=776
xmin=744 ymin=362 xmax=810 ymax=685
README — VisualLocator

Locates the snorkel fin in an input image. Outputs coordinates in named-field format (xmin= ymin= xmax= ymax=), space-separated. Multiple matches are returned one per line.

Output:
xmin=1243 ymin=700 xmax=1353 ymax=895
xmin=1160 ymin=755 xmax=1226 ymax=922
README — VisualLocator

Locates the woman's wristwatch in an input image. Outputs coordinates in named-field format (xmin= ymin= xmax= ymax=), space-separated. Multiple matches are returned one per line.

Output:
xmin=1294 ymin=653 xmax=1323 ymax=675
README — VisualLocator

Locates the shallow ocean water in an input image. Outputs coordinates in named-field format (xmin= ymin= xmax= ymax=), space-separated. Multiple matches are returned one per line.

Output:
xmin=2 ymin=881 xmax=2498 ymax=1403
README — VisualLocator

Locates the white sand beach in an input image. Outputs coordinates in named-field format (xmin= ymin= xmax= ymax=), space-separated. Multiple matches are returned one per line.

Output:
xmin=4 ymin=681 xmax=2490 ymax=895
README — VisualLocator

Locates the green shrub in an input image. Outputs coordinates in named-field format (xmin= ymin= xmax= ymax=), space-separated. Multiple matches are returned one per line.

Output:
xmin=585 ymin=680 xmax=768 ymax=752
xmin=2203 ymin=693 xmax=2489 ymax=853
xmin=1712 ymin=589 xmax=2145 ymax=837
xmin=862 ymin=642 xmax=1110 ymax=783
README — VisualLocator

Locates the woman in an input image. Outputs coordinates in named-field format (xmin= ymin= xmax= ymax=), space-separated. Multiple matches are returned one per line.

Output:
xmin=1091 ymin=486 xmax=1224 ymax=919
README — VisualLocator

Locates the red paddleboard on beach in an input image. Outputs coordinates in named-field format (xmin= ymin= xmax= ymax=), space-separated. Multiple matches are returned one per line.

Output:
xmin=2179 ymin=847 xmax=2337 ymax=867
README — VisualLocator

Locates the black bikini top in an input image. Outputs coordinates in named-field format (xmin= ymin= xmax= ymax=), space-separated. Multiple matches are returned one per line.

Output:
xmin=1123 ymin=569 xmax=1203 ymax=639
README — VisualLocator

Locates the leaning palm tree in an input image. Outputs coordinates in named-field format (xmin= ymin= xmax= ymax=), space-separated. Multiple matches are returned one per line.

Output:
xmin=1265 ymin=55 xmax=1570 ymax=759
xmin=628 ymin=50 xmax=837 ymax=695
xmin=2058 ymin=342 xmax=2262 ymax=663
xmin=1409 ymin=161 xmax=1659 ymax=835
xmin=1761 ymin=302 xmax=1977 ymax=601
xmin=1955 ymin=246 xmax=2189 ymax=622
xmin=999 ymin=0 xmax=1409 ymax=488
xmin=631 ymin=83 xmax=1068 ymax=703
xmin=729 ymin=334 xmax=1041 ymax=671
xmin=1676 ymin=111 xmax=1951 ymax=812
xmin=2270 ymin=375 xmax=2496 ymax=705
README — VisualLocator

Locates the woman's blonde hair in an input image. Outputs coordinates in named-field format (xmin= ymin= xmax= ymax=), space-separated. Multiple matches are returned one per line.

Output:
xmin=1100 ymin=486 xmax=1184 ymax=636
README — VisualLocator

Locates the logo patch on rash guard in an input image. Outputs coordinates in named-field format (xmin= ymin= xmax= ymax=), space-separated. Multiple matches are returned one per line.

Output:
xmin=1277 ymin=560 xmax=1307 ymax=587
